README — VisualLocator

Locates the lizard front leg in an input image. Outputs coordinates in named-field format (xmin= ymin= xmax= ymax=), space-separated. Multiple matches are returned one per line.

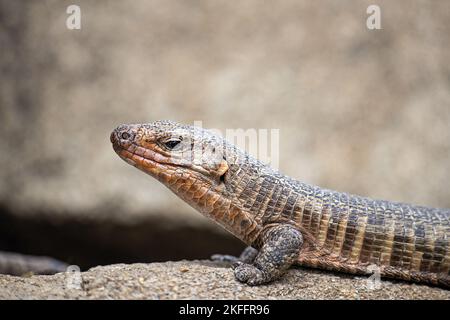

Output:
xmin=233 ymin=224 xmax=303 ymax=286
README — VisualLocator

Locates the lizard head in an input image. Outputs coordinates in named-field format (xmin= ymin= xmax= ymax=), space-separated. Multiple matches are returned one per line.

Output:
xmin=111 ymin=120 xmax=232 ymax=201
xmin=111 ymin=120 xmax=263 ymax=243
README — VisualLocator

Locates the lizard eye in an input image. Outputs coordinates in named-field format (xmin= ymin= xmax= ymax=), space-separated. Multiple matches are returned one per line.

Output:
xmin=121 ymin=132 xmax=131 ymax=140
xmin=163 ymin=138 xmax=182 ymax=150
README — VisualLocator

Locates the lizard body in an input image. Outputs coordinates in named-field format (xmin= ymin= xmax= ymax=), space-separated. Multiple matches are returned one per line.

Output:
xmin=111 ymin=120 xmax=450 ymax=287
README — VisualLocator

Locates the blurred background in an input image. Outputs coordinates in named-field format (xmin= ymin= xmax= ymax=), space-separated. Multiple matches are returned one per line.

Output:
xmin=0 ymin=0 xmax=449 ymax=271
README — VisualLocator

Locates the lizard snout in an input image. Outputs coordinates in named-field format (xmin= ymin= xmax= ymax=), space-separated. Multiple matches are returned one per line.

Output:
xmin=111 ymin=124 xmax=138 ymax=152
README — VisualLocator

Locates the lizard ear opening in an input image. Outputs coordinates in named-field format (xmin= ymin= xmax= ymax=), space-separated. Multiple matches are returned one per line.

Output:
xmin=219 ymin=170 xmax=227 ymax=183
xmin=216 ymin=157 xmax=229 ymax=185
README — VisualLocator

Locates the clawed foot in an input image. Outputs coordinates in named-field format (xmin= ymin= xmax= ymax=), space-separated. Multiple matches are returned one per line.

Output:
xmin=211 ymin=256 xmax=272 ymax=285
xmin=211 ymin=225 xmax=302 ymax=286
xmin=232 ymin=262 xmax=267 ymax=286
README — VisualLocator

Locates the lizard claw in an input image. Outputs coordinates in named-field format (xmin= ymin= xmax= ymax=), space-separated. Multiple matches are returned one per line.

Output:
xmin=234 ymin=263 xmax=266 ymax=286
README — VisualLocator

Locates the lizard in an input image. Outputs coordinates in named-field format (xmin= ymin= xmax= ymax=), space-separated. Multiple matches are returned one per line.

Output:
xmin=110 ymin=120 xmax=450 ymax=288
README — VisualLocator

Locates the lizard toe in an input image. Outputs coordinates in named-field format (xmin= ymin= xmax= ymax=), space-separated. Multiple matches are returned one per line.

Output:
xmin=234 ymin=263 xmax=264 ymax=285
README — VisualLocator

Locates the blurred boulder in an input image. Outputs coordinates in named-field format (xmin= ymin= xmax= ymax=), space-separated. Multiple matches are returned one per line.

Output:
xmin=0 ymin=0 xmax=449 ymax=267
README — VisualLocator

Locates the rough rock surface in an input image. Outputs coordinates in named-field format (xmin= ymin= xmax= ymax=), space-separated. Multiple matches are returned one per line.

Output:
xmin=1 ymin=260 xmax=449 ymax=300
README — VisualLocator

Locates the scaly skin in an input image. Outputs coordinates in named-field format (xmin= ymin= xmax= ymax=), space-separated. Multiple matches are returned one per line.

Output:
xmin=111 ymin=120 xmax=450 ymax=288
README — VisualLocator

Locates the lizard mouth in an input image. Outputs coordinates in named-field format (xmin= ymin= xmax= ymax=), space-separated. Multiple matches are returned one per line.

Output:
xmin=111 ymin=130 xmax=160 ymax=170
xmin=111 ymin=129 xmax=209 ymax=176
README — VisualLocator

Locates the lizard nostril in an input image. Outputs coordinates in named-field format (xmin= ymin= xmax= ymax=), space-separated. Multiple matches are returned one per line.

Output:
xmin=121 ymin=132 xmax=131 ymax=140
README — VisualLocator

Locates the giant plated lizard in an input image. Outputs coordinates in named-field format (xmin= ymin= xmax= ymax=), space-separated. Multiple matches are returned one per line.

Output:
xmin=111 ymin=120 xmax=450 ymax=288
